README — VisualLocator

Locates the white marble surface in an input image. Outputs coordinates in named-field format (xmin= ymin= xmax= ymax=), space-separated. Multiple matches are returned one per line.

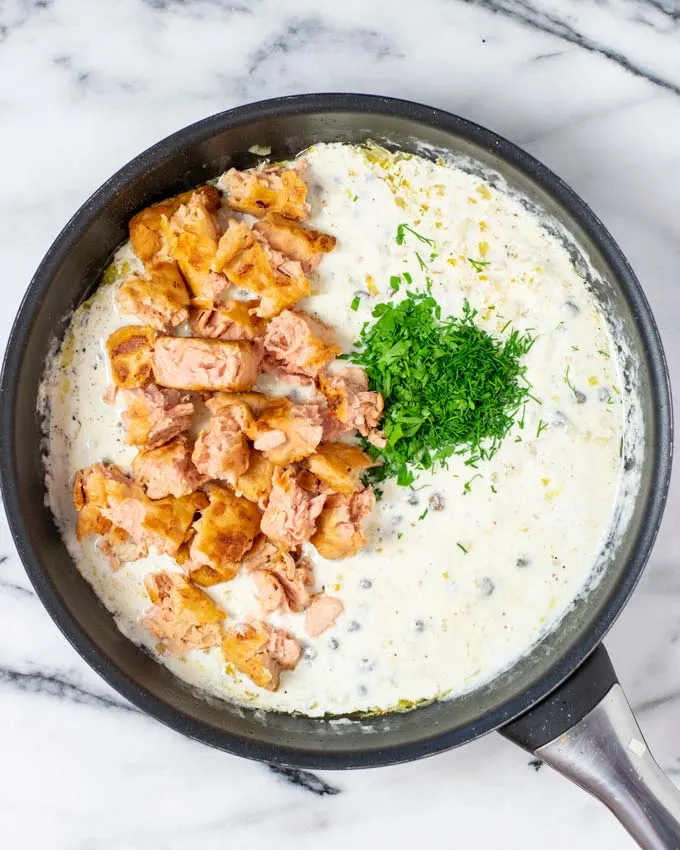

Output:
xmin=1 ymin=1 xmax=679 ymax=847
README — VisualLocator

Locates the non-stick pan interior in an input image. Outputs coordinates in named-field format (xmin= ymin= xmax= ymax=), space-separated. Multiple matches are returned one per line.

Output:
xmin=1 ymin=95 xmax=671 ymax=767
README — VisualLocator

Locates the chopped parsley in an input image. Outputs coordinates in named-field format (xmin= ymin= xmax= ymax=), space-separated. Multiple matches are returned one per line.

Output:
xmin=350 ymin=295 xmax=361 ymax=312
xmin=348 ymin=291 xmax=536 ymax=486
xmin=468 ymin=258 xmax=491 ymax=273
xmin=403 ymin=272 xmax=413 ymax=284
xmin=390 ymin=275 xmax=401 ymax=291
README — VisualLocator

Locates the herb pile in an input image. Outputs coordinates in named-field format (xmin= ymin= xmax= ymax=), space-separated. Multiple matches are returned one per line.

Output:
xmin=348 ymin=291 xmax=536 ymax=486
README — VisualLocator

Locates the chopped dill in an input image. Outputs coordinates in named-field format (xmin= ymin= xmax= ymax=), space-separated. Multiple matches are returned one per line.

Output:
xmin=415 ymin=251 xmax=428 ymax=271
xmin=418 ymin=508 xmax=428 ymax=521
xmin=396 ymin=223 xmax=435 ymax=246
xmin=457 ymin=542 xmax=469 ymax=554
xmin=536 ymin=419 xmax=549 ymax=437
xmin=347 ymin=291 xmax=536 ymax=486
xmin=468 ymin=258 xmax=491 ymax=273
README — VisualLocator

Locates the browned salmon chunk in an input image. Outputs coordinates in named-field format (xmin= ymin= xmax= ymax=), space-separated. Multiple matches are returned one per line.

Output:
xmin=304 ymin=595 xmax=344 ymax=637
xmin=116 ymin=262 xmax=190 ymax=331
xmin=254 ymin=212 xmax=335 ymax=272
xmin=245 ymin=398 xmax=323 ymax=466
xmin=129 ymin=185 xmax=220 ymax=267
xmin=222 ymin=621 xmax=301 ymax=691
xmin=143 ymin=571 xmax=225 ymax=656
xmin=220 ymin=164 xmax=309 ymax=220
xmin=189 ymin=299 xmax=266 ymax=341
xmin=132 ymin=435 xmax=205 ymax=499
xmin=121 ymin=383 xmax=194 ymax=449
xmin=311 ymin=487 xmax=375 ymax=560
xmin=318 ymin=366 xmax=385 ymax=445
xmin=305 ymin=443 xmax=374 ymax=494
xmin=106 ymin=325 xmax=157 ymax=389
xmin=152 ymin=337 xmax=260 ymax=392
xmin=192 ymin=408 xmax=250 ymax=487
xmin=188 ymin=484 xmax=261 ymax=585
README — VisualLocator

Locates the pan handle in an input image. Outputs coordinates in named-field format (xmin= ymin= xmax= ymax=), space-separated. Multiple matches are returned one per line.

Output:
xmin=501 ymin=645 xmax=680 ymax=849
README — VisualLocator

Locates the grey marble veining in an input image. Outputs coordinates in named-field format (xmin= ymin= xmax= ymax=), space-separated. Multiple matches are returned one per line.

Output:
xmin=1 ymin=1 xmax=679 ymax=847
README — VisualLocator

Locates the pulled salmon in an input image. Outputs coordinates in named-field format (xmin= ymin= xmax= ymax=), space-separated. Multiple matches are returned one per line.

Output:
xmin=188 ymin=484 xmax=261 ymax=585
xmin=222 ymin=621 xmax=301 ymax=691
xmin=253 ymin=212 xmax=335 ymax=273
xmin=116 ymin=262 xmax=190 ymax=331
xmin=121 ymin=383 xmax=194 ymax=449
xmin=98 ymin=527 xmax=147 ymax=572
xmin=132 ymin=435 xmax=205 ymax=499
xmin=252 ymin=549 xmax=313 ymax=614
xmin=220 ymin=163 xmax=309 ymax=220
xmin=143 ymin=571 xmax=225 ymax=655
xmin=311 ymin=487 xmax=375 ymax=560
xmin=304 ymin=595 xmax=344 ymax=637
xmin=192 ymin=406 xmax=250 ymax=487
xmin=189 ymin=299 xmax=266 ymax=341
xmin=152 ymin=336 xmax=260 ymax=392
xmin=260 ymin=467 xmax=326 ymax=547
xmin=263 ymin=310 xmax=341 ymax=379
xmin=318 ymin=366 xmax=385 ymax=444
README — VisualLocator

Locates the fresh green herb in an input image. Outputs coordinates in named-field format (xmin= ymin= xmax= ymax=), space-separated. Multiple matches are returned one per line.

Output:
xmin=514 ymin=435 xmax=523 ymax=442
xmin=564 ymin=365 xmax=578 ymax=395
xmin=415 ymin=252 xmax=428 ymax=271
xmin=403 ymin=272 xmax=413 ymax=284
xmin=348 ymin=291 xmax=536 ymax=486
xmin=555 ymin=320 xmax=566 ymax=331
xmin=397 ymin=532 xmax=403 ymax=540
xmin=352 ymin=194 xmax=359 ymax=202
xmin=468 ymin=258 xmax=491 ymax=273
xmin=571 ymin=345 xmax=580 ymax=352
xmin=518 ymin=403 xmax=527 ymax=430
xmin=536 ymin=419 xmax=549 ymax=437
xmin=390 ymin=275 xmax=401 ymax=291
xmin=490 ymin=484 xmax=497 ymax=494
xmin=597 ymin=349 xmax=610 ymax=359
xmin=418 ymin=508 xmax=428 ymax=521
xmin=396 ymin=223 xmax=435 ymax=246
xmin=463 ymin=473 xmax=482 ymax=493
xmin=457 ymin=542 xmax=469 ymax=554
xmin=350 ymin=295 xmax=361 ymax=312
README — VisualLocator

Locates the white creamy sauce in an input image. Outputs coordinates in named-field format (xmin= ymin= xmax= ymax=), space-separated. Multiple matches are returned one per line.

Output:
xmin=41 ymin=143 xmax=626 ymax=716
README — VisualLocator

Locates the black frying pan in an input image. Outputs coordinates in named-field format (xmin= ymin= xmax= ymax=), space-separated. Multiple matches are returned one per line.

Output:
xmin=0 ymin=94 xmax=676 ymax=848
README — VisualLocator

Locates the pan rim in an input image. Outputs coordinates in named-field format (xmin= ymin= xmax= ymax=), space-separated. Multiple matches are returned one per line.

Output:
xmin=0 ymin=92 xmax=673 ymax=768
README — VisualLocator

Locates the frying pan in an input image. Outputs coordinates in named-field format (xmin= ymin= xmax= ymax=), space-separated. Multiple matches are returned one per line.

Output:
xmin=0 ymin=94 xmax=677 ymax=848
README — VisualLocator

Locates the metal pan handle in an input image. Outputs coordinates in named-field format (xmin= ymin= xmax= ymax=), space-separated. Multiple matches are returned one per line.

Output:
xmin=501 ymin=646 xmax=680 ymax=849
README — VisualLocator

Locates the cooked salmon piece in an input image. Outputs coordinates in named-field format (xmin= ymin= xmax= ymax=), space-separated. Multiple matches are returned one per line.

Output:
xmin=241 ymin=533 xmax=292 ymax=571
xmin=318 ymin=366 xmax=385 ymax=443
xmin=311 ymin=487 xmax=376 ymax=560
xmin=143 ymin=571 xmax=225 ymax=656
xmin=254 ymin=213 xmax=336 ymax=272
xmin=304 ymin=595 xmax=344 ymax=637
xmin=220 ymin=163 xmax=309 ymax=220
xmin=116 ymin=262 xmax=190 ymax=332
xmin=188 ymin=484 xmax=261 ymax=585
xmin=165 ymin=189 xmax=227 ymax=304
xmin=246 ymin=398 xmax=323 ymax=466
xmin=305 ymin=443 xmax=374 ymax=494
xmin=252 ymin=570 xmax=286 ymax=613
xmin=192 ymin=408 xmax=250 ymax=487
xmin=72 ymin=462 xmax=116 ymax=541
xmin=260 ymin=466 xmax=326 ymax=547
xmin=213 ymin=219 xmax=310 ymax=318
xmin=121 ymin=383 xmax=194 ymax=449
xmin=189 ymin=299 xmax=266 ymax=341
xmin=235 ymin=450 xmax=276 ymax=508
xmin=106 ymin=325 xmax=157 ymax=389
xmin=263 ymin=310 xmax=341 ymax=379
xmin=129 ymin=185 xmax=220 ymax=267
xmin=102 ymin=473 xmax=207 ymax=557
xmin=221 ymin=621 xmax=301 ymax=690
xmin=132 ymin=435 xmax=205 ymax=499
xmin=152 ymin=337 xmax=260 ymax=392
xmin=252 ymin=546 xmax=313 ymax=614
xmin=98 ymin=526 xmax=147 ymax=571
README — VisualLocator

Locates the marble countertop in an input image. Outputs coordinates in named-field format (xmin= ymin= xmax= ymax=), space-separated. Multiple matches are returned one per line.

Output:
xmin=1 ymin=1 xmax=679 ymax=847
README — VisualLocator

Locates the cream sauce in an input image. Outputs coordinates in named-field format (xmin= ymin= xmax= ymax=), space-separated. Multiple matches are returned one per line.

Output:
xmin=41 ymin=143 xmax=625 ymax=716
